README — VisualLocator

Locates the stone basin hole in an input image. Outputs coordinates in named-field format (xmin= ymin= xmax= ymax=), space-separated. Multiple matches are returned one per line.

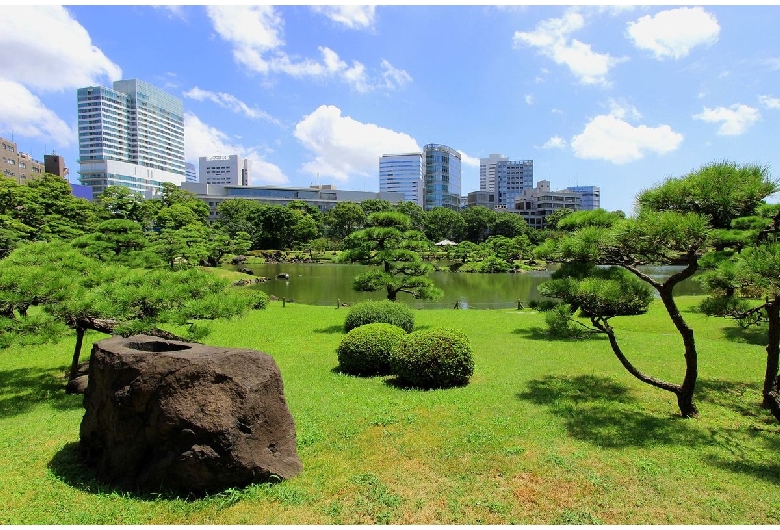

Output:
xmin=124 ymin=340 xmax=192 ymax=353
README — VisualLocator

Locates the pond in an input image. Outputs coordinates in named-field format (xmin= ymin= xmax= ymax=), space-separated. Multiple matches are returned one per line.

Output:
xmin=225 ymin=262 xmax=707 ymax=310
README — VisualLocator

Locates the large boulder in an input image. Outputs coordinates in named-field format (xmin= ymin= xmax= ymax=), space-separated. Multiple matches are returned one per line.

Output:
xmin=79 ymin=335 xmax=303 ymax=494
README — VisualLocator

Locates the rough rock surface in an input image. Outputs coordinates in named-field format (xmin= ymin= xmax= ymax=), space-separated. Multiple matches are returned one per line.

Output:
xmin=79 ymin=334 xmax=303 ymax=494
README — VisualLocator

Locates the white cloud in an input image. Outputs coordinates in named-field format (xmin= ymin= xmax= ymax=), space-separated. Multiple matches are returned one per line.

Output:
xmin=206 ymin=6 xmax=409 ymax=93
xmin=513 ymin=8 xmax=626 ymax=86
xmin=571 ymin=105 xmax=683 ymax=164
xmin=525 ymin=94 xmax=534 ymax=105
xmin=184 ymin=112 xmax=288 ymax=185
xmin=154 ymin=5 xmax=187 ymax=21
xmin=760 ymin=95 xmax=780 ymax=110
xmin=0 ymin=5 xmax=121 ymax=92
xmin=458 ymin=151 xmax=480 ymax=168
xmin=311 ymin=6 xmax=376 ymax=30
xmin=0 ymin=81 xmax=75 ymax=147
xmin=541 ymin=136 xmax=567 ymax=149
xmin=627 ymin=7 xmax=719 ymax=60
xmin=693 ymin=104 xmax=761 ymax=136
xmin=293 ymin=105 xmax=420 ymax=182
xmin=183 ymin=87 xmax=283 ymax=126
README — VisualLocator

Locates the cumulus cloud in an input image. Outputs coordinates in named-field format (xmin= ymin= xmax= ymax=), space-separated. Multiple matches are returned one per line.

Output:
xmin=540 ymin=136 xmax=567 ymax=149
xmin=627 ymin=7 xmax=719 ymax=60
xmin=760 ymin=95 xmax=780 ymax=110
xmin=525 ymin=94 xmax=534 ymax=105
xmin=571 ymin=104 xmax=683 ymax=164
xmin=184 ymin=112 xmax=288 ymax=185
xmin=693 ymin=104 xmax=760 ymax=136
xmin=293 ymin=105 xmax=420 ymax=182
xmin=0 ymin=81 xmax=75 ymax=147
xmin=183 ymin=87 xmax=283 ymax=126
xmin=206 ymin=6 xmax=410 ymax=92
xmin=311 ymin=5 xmax=376 ymax=30
xmin=513 ymin=9 xmax=626 ymax=86
xmin=458 ymin=151 xmax=480 ymax=168
xmin=0 ymin=5 xmax=121 ymax=91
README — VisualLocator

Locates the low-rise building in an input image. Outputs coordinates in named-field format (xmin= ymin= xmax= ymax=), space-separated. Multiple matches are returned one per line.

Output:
xmin=512 ymin=180 xmax=582 ymax=229
xmin=1 ymin=137 xmax=45 ymax=184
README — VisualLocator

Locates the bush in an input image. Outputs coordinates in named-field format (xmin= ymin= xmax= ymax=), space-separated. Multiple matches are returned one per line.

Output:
xmin=337 ymin=323 xmax=407 ymax=376
xmin=529 ymin=299 xmax=558 ymax=311
xmin=344 ymin=300 xmax=415 ymax=334
xmin=544 ymin=303 xmax=584 ymax=339
xmin=390 ymin=328 xmax=474 ymax=389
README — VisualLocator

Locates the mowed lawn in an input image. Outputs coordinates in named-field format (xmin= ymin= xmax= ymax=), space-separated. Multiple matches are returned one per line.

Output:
xmin=1 ymin=296 xmax=779 ymax=524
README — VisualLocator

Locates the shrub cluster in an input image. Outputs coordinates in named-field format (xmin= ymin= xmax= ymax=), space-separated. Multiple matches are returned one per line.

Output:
xmin=544 ymin=303 xmax=584 ymax=339
xmin=337 ymin=323 xmax=407 ymax=376
xmin=390 ymin=328 xmax=474 ymax=389
xmin=344 ymin=300 xmax=415 ymax=334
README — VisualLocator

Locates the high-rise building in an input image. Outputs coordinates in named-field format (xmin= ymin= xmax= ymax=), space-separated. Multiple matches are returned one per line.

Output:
xmin=185 ymin=162 xmax=197 ymax=183
xmin=77 ymin=79 xmax=185 ymax=196
xmin=379 ymin=152 xmax=424 ymax=206
xmin=424 ymin=144 xmax=461 ymax=211
xmin=44 ymin=154 xmax=68 ymax=178
xmin=1 ymin=136 xmax=45 ymax=184
xmin=565 ymin=185 xmax=600 ymax=210
xmin=479 ymin=153 xmax=507 ymax=192
xmin=495 ymin=159 xmax=533 ymax=207
xmin=199 ymin=155 xmax=250 ymax=186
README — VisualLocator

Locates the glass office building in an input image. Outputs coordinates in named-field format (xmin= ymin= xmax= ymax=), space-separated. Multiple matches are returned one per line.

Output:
xmin=495 ymin=159 xmax=533 ymax=207
xmin=379 ymin=152 xmax=424 ymax=206
xmin=77 ymin=79 xmax=185 ymax=196
xmin=423 ymin=144 xmax=461 ymax=211
xmin=565 ymin=185 xmax=600 ymax=210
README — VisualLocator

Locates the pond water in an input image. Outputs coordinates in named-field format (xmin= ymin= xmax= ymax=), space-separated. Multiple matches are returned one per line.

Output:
xmin=225 ymin=262 xmax=707 ymax=310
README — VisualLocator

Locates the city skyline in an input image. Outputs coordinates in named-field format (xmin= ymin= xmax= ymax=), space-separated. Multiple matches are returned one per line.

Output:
xmin=1 ymin=5 xmax=779 ymax=213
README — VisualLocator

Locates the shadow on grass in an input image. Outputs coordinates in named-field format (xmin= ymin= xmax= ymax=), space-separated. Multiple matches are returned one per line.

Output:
xmin=720 ymin=324 xmax=768 ymax=346
xmin=517 ymin=374 xmax=708 ymax=448
xmin=313 ymin=324 xmax=344 ymax=334
xmin=695 ymin=378 xmax=767 ymax=419
xmin=512 ymin=326 xmax=607 ymax=342
xmin=49 ymin=442 xmax=281 ymax=502
xmin=384 ymin=376 xmax=469 ymax=391
xmin=0 ymin=366 xmax=82 ymax=418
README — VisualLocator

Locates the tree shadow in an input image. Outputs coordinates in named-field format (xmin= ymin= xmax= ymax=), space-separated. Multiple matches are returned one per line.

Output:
xmin=313 ymin=324 xmax=344 ymax=334
xmin=0 ymin=366 xmax=83 ymax=418
xmin=512 ymin=326 xmax=607 ymax=342
xmin=695 ymin=378 xmax=768 ymax=420
xmin=517 ymin=374 xmax=708 ymax=448
xmin=703 ymin=425 xmax=780 ymax=485
xmin=720 ymin=324 xmax=768 ymax=346
xmin=384 ymin=376 xmax=469 ymax=391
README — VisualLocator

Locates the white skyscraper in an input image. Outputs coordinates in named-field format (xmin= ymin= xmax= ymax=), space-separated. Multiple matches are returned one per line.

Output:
xmin=199 ymin=155 xmax=251 ymax=186
xmin=479 ymin=153 xmax=507 ymax=192
xmin=77 ymin=79 xmax=185 ymax=196
xmin=379 ymin=152 xmax=424 ymax=206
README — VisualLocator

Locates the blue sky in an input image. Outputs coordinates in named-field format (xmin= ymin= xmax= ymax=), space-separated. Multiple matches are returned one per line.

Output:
xmin=2 ymin=4 xmax=779 ymax=213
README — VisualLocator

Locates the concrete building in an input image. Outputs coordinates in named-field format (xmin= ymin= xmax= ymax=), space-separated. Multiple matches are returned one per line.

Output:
xmin=181 ymin=183 xmax=404 ymax=222
xmin=199 ymin=155 xmax=250 ymax=186
xmin=466 ymin=190 xmax=496 ymax=209
xmin=424 ymin=143 xmax=461 ymax=211
xmin=479 ymin=153 xmax=506 ymax=192
xmin=44 ymin=154 xmax=68 ymax=178
xmin=77 ymin=79 xmax=185 ymax=196
xmin=1 ymin=137 xmax=45 ymax=184
xmin=513 ymin=180 xmax=582 ymax=229
xmin=495 ymin=159 xmax=533 ymax=207
xmin=565 ymin=185 xmax=600 ymax=210
xmin=185 ymin=162 xmax=197 ymax=183
xmin=379 ymin=152 xmax=424 ymax=206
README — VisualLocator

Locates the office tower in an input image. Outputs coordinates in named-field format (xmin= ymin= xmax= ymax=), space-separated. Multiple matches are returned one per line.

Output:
xmin=565 ymin=185 xmax=600 ymax=210
xmin=185 ymin=162 xmax=197 ymax=183
xmin=495 ymin=159 xmax=533 ymax=207
xmin=77 ymin=79 xmax=185 ymax=196
xmin=479 ymin=153 xmax=507 ymax=192
xmin=423 ymin=144 xmax=461 ymax=211
xmin=379 ymin=152 xmax=424 ymax=206
xmin=199 ymin=155 xmax=251 ymax=186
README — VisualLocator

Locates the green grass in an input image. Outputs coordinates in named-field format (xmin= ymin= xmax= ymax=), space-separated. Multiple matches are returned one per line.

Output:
xmin=2 ymin=296 xmax=780 ymax=523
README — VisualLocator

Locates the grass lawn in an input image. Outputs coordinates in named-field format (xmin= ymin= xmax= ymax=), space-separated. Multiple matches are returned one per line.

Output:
xmin=2 ymin=296 xmax=780 ymax=524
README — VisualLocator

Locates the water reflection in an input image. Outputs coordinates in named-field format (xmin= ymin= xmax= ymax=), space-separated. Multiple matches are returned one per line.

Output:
xmin=225 ymin=262 xmax=706 ymax=310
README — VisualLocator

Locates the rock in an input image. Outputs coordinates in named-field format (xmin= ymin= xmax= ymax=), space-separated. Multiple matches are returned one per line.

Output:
xmin=79 ymin=335 xmax=303 ymax=494
xmin=231 ymin=255 xmax=247 ymax=265
xmin=66 ymin=374 xmax=89 ymax=394
xmin=276 ymin=273 xmax=289 ymax=279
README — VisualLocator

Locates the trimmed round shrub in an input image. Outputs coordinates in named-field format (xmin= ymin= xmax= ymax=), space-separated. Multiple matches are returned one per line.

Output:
xmin=390 ymin=328 xmax=474 ymax=389
xmin=344 ymin=300 xmax=415 ymax=334
xmin=337 ymin=323 xmax=407 ymax=376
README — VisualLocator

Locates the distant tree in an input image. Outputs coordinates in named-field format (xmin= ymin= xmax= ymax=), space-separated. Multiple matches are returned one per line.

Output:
xmin=95 ymin=185 xmax=154 ymax=226
xmin=70 ymin=219 xmax=148 ymax=263
xmin=393 ymin=201 xmax=426 ymax=232
xmin=360 ymin=199 xmax=393 ymax=215
xmin=424 ymin=207 xmax=465 ymax=242
xmin=492 ymin=211 xmax=528 ymax=238
xmin=461 ymin=206 xmax=496 ymax=243
xmin=215 ymin=199 xmax=262 ymax=239
xmin=543 ymin=208 xmax=575 ymax=230
xmin=556 ymin=208 xmax=624 ymax=231
xmin=341 ymin=212 xmax=443 ymax=302
xmin=324 ymin=202 xmax=366 ymax=240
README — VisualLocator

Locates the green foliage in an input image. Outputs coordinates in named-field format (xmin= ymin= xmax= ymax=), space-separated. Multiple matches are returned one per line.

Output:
xmin=344 ymin=300 xmax=415 ymax=334
xmin=424 ymin=207 xmax=465 ymax=243
xmin=637 ymin=161 xmax=778 ymax=229
xmin=492 ymin=211 xmax=528 ymax=238
xmin=458 ymin=255 xmax=513 ymax=273
xmin=325 ymin=202 xmax=367 ymax=240
xmin=390 ymin=327 xmax=474 ymax=389
xmin=556 ymin=208 xmax=623 ymax=231
xmin=337 ymin=323 xmax=407 ymax=376
xmin=544 ymin=303 xmax=585 ymax=338
xmin=461 ymin=206 xmax=496 ymax=243
xmin=543 ymin=208 xmax=574 ymax=229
